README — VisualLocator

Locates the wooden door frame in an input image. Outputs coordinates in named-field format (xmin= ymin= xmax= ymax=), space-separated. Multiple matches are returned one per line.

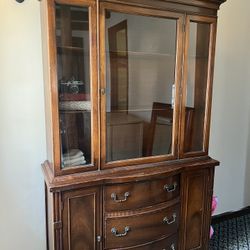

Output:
xmin=108 ymin=19 xmax=129 ymax=112
xmin=99 ymin=2 xmax=184 ymax=169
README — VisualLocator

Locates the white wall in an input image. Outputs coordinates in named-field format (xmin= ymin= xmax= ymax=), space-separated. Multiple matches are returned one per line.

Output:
xmin=0 ymin=0 xmax=250 ymax=249
xmin=210 ymin=0 xmax=250 ymax=214
xmin=0 ymin=1 xmax=46 ymax=250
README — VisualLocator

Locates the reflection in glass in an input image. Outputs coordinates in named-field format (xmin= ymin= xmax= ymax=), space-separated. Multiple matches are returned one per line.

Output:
xmin=56 ymin=4 xmax=91 ymax=168
xmin=184 ymin=21 xmax=211 ymax=152
xmin=105 ymin=11 xmax=177 ymax=162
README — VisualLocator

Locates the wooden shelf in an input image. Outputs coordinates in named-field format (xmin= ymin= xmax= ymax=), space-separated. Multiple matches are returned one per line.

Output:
xmin=57 ymin=45 xmax=84 ymax=52
xmin=107 ymin=50 xmax=175 ymax=57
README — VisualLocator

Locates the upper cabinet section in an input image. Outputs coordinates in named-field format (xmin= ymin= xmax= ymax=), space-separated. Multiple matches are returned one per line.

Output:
xmin=56 ymin=4 xmax=92 ymax=168
xmin=41 ymin=0 xmax=224 ymax=176
xmin=180 ymin=16 xmax=217 ymax=157
xmin=41 ymin=0 xmax=98 ymax=176
xmin=100 ymin=4 xmax=184 ymax=167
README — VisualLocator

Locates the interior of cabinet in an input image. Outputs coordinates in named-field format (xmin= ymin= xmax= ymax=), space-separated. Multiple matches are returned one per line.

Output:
xmin=55 ymin=4 xmax=92 ymax=168
xmin=184 ymin=20 xmax=211 ymax=153
xmin=104 ymin=10 xmax=179 ymax=163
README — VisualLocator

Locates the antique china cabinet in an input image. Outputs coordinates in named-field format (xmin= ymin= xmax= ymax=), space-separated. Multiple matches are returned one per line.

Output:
xmin=41 ymin=0 xmax=226 ymax=249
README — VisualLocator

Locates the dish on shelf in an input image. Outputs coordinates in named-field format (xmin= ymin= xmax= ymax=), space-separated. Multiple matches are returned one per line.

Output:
xmin=59 ymin=101 xmax=91 ymax=111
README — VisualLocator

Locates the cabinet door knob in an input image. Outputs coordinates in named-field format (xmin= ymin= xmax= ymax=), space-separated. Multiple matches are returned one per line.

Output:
xmin=163 ymin=213 xmax=176 ymax=225
xmin=111 ymin=192 xmax=130 ymax=203
xmin=100 ymin=88 xmax=106 ymax=95
xmin=111 ymin=226 xmax=130 ymax=237
xmin=164 ymin=182 xmax=177 ymax=192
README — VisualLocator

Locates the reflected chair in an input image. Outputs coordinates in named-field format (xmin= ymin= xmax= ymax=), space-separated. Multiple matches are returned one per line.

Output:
xmin=145 ymin=102 xmax=194 ymax=156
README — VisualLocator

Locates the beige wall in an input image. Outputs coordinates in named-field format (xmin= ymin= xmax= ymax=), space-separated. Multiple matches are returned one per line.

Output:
xmin=0 ymin=0 xmax=249 ymax=249
xmin=0 ymin=1 xmax=46 ymax=250
xmin=210 ymin=0 xmax=250 ymax=214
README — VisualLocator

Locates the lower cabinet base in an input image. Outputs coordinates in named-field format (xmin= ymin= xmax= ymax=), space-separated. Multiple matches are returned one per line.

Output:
xmin=45 ymin=162 xmax=216 ymax=250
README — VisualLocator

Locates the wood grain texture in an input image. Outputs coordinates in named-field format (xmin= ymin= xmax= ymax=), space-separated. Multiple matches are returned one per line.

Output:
xmin=99 ymin=0 xmax=220 ymax=17
xmin=179 ymin=15 xmax=217 ymax=158
xmin=115 ymin=233 xmax=178 ymax=250
xmin=179 ymin=167 xmax=214 ymax=250
xmin=104 ymin=175 xmax=180 ymax=212
xmin=99 ymin=2 xmax=184 ymax=170
xmin=43 ymin=157 xmax=219 ymax=192
xmin=62 ymin=187 xmax=101 ymax=250
xmin=41 ymin=0 xmax=226 ymax=249
xmin=104 ymin=202 xmax=180 ymax=249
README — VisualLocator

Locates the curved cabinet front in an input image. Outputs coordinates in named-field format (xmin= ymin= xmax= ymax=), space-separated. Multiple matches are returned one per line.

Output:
xmin=104 ymin=202 xmax=180 ymax=249
xmin=104 ymin=175 xmax=180 ymax=212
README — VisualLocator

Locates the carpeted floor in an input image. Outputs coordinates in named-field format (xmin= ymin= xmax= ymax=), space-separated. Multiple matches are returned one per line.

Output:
xmin=209 ymin=209 xmax=250 ymax=249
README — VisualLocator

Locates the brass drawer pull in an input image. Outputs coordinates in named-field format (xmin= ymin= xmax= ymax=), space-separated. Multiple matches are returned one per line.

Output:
xmin=111 ymin=192 xmax=130 ymax=203
xmin=162 ymin=244 xmax=175 ymax=250
xmin=111 ymin=226 xmax=130 ymax=237
xmin=170 ymin=244 xmax=175 ymax=250
xmin=163 ymin=213 xmax=176 ymax=225
xmin=164 ymin=182 xmax=177 ymax=193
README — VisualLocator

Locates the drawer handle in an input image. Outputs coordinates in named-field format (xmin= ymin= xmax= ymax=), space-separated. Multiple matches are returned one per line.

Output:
xmin=111 ymin=226 xmax=130 ymax=237
xmin=170 ymin=244 xmax=175 ymax=250
xmin=163 ymin=213 xmax=176 ymax=225
xmin=164 ymin=182 xmax=177 ymax=193
xmin=111 ymin=192 xmax=130 ymax=203
xmin=162 ymin=245 xmax=175 ymax=250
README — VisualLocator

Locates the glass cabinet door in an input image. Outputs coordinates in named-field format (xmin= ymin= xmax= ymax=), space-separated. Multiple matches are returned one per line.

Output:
xmin=181 ymin=16 xmax=217 ymax=156
xmin=54 ymin=2 xmax=97 ymax=170
xmin=100 ymin=4 xmax=184 ymax=166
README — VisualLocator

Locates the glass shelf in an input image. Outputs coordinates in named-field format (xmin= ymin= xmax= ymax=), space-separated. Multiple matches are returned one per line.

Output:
xmin=106 ymin=50 xmax=175 ymax=57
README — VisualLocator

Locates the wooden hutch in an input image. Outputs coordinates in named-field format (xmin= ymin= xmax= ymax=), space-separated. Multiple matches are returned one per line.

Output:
xmin=41 ymin=0 xmax=226 ymax=249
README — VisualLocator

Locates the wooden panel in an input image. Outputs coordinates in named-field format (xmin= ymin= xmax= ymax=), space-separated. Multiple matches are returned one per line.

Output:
xmin=106 ymin=113 xmax=144 ymax=162
xmin=104 ymin=203 xmax=179 ymax=249
xmin=180 ymin=168 xmax=214 ymax=250
xmin=62 ymin=187 xmax=100 ymax=250
xmin=99 ymin=0 xmax=219 ymax=16
xmin=108 ymin=234 xmax=178 ymax=250
xmin=104 ymin=175 xmax=180 ymax=212
xmin=45 ymin=183 xmax=54 ymax=250
xmin=41 ymin=0 xmax=99 ymax=176
xmin=179 ymin=15 xmax=217 ymax=158
xmin=40 ymin=0 xmax=56 ymax=169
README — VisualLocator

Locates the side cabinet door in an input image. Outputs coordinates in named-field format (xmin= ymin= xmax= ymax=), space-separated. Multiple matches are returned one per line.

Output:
xmin=62 ymin=187 xmax=101 ymax=250
xmin=180 ymin=167 xmax=214 ymax=250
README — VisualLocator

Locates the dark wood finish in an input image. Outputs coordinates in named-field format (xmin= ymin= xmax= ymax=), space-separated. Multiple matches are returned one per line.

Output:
xmin=108 ymin=20 xmax=129 ymax=112
xmin=106 ymin=113 xmax=144 ymax=162
xmin=62 ymin=187 xmax=101 ymax=250
xmin=100 ymin=2 xmax=185 ymax=169
xmin=99 ymin=0 xmax=221 ymax=17
xmin=118 ymin=234 xmax=178 ymax=250
xmin=41 ymin=0 xmax=226 ymax=249
xmin=180 ymin=15 xmax=217 ymax=158
xmin=104 ymin=202 xmax=180 ymax=249
xmin=179 ymin=167 xmax=214 ymax=250
xmin=104 ymin=175 xmax=180 ymax=212
xmin=41 ymin=0 xmax=99 ymax=176
xmin=145 ymin=102 xmax=194 ymax=156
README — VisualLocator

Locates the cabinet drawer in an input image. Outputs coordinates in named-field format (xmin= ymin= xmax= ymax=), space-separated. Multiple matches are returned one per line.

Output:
xmin=104 ymin=175 xmax=180 ymax=212
xmin=105 ymin=203 xmax=179 ymax=249
xmin=110 ymin=234 xmax=178 ymax=250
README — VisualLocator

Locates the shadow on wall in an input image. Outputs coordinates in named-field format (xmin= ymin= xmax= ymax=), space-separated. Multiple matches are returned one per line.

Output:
xmin=244 ymin=106 xmax=250 ymax=206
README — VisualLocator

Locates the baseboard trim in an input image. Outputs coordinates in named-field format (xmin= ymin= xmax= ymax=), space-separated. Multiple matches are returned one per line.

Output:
xmin=212 ymin=206 xmax=250 ymax=224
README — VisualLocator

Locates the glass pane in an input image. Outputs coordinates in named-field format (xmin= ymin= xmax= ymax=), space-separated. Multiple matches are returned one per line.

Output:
xmin=55 ymin=4 xmax=91 ymax=168
xmin=184 ymin=21 xmax=211 ymax=153
xmin=105 ymin=11 xmax=177 ymax=162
